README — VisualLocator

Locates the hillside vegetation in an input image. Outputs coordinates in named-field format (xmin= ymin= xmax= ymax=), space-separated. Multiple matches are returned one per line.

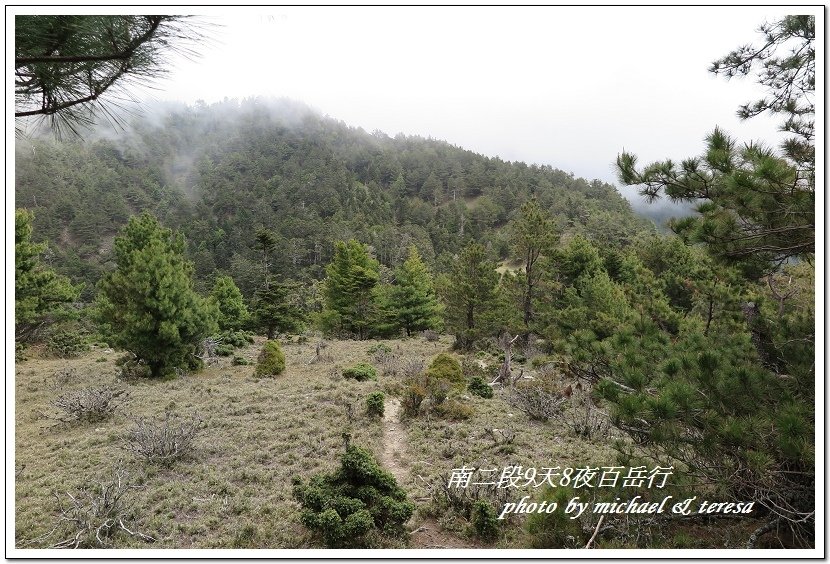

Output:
xmin=16 ymin=98 xmax=652 ymax=299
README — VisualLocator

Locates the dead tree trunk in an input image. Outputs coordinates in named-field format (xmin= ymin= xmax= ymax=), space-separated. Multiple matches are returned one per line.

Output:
xmin=492 ymin=334 xmax=520 ymax=387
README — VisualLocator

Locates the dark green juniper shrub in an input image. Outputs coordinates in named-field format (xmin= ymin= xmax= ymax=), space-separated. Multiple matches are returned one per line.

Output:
xmin=215 ymin=343 xmax=234 ymax=357
xmin=366 ymin=391 xmax=385 ymax=417
xmin=468 ymin=376 xmax=494 ymax=399
xmin=218 ymin=330 xmax=255 ymax=348
xmin=343 ymin=363 xmax=377 ymax=381
xmin=471 ymin=500 xmax=500 ymax=541
xmin=525 ymin=486 xmax=586 ymax=548
xmin=293 ymin=444 xmax=415 ymax=548
xmin=46 ymin=329 xmax=90 ymax=358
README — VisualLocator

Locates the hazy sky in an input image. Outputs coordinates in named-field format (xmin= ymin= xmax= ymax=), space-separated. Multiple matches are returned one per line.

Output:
xmin=133 ymin=5 xmax=817 ymax=186
xmin=12 ymin=6 xmax=817 ymax=186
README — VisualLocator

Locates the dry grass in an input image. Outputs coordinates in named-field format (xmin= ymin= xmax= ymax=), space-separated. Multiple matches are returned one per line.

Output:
xmin=14 ymin=336 xmax=757 ymax=550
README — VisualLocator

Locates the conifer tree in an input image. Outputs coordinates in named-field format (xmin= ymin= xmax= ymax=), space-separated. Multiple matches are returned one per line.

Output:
xmin=322 ymin=240 xmax=380 ymax=339
xmin=208 ymin=275 xmax=249 ymax=332
xmin=15 ymin=16 xmax=202 ymax=136
xmin=511 ymin=199 xmax=557 ymax=332
xmin=97 ymin=213 xmax=215 ymax=377
xmin=616 ymin=15 xmax=814 ymax=278
xmin=255 ymin=228 xmax=278 ymax=290
xmin=443 ymin=242 xmax=499 ymax=349
xmin=608 ymin=22 xmax=815 ymax=540
xmin=15 ymin=208 xmax=79 ymax=340
xmin=251 ymin=282 xmax=305 ymax=339
xmin=390 ymin=246 xmax=442 ymax=336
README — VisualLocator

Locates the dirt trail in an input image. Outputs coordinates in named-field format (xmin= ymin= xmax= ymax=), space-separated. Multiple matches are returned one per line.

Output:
xmin=381 ymin=399 xmax=475 ymax=549
xmin=380 ymin=398 xmax=408 ymax=483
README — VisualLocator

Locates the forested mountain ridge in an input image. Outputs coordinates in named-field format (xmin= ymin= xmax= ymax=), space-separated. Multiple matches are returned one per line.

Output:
xmin=15 ymin=97 xmax=653 ymax=298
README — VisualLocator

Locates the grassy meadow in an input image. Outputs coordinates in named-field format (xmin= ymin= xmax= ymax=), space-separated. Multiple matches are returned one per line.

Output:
xmin=14 ymin=334 xmax=759 ymax=550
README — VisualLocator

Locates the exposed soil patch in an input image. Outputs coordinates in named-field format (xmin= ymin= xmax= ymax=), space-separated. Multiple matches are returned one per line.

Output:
xmin=380 ymin=398 xmax=408 ymax=484
xmin=409 ymin=517 xmax=476 ymax=549
xmin=380 ymin=398 xmax=477 ymax=549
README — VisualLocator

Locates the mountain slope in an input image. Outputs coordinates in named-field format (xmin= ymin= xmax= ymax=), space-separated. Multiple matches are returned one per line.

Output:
xmin=15 ymin=98 xmax=654 ymax=297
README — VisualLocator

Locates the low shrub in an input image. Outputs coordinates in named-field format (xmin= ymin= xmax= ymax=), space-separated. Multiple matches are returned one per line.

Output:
xmin=215 ymin=344 xmax=234 ymax=357
xmin=293 ymin=444 xmax=415 ymax=548
xmin=471 ymin=500 xmax=500 ymax=541
xmin=367 ymin=343 xmax=392 ymax=357
xmin=41 ymin=464 xmax=154 ymax=548
xmin=219 ymin=330 xmax=255 ymax=348
xmin=124 ymin=412 xmax=202 ymax=465
xmin=400 ymin=358 xmax=425 ymax=380
xmin=343 ymin=363 xmax=377 ymax=382
xmin=434 ymin=398 xmax=473 ymax=421
xmin=115 ymin=358 xmax=152 ymax=380
xmin=255 ymin=340 xmax=285 ymax=377
xmin=422 ymin=329 xmax=440 ymax=342
xmin=366 ymin=391 xmax=385 ymax=417
xmin=508 ymin=381 xmax=566 ymax=422
xmin=50 ymin=367 xmax=76 ymax=389
xmin=15 ymin=341 xmax=27 ymax=362
xmin=530 ymin=354 xmax=557 ymax=369
xmin=46 ymin=329 xmax=90 ymax=359
xmin=525 ymin=487 xmax=586 ymax=548
xmin=52 ymin=386 xmax=128 ymax=423
xmin=425 ymin=353 xmax=464 ymax=390
xmin=401 ymin=377 xmax=427 ymax=418
xmin=232 ymin=355 xmax=250 ymax=366
xmin=428 ymin=379 xmax=451 ymax=406
xmin=468 ymin=376 xmax=494 ymax=399
xmin=429 ymin=471 xmax=514 ymax=525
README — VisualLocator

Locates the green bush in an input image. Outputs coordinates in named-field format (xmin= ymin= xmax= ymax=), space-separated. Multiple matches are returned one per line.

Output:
xmin=15 ymin=341 xmax=27 ymax=362
xmin=366 ymin=392 xmax=385 ymax=417
xmin=343 ymin=363 xmax=377 ymax=381
xmin=426 ymin=353 xmax=464 ymax=390
xmin=232 ymin=355 xmax=250 ymax=366
xmin=468 ymin=376 xmax=494 ymax=399
xmin=525 ymin=487 xmax=586 ymax=548
xmin=471 ymin=500 xmax=500 ymax=541
xmin=219 ymin=330 xmax=255 ymax=348
xmin=46 ymin=329 xmax=90 ymax=358
xmin=367 ymin=343 xmax=392 ymax=356
xmin=254 ymin=340 xmax=285 ymax=377
xmin=293 ymin=444 xmax=415 ymax=548
xmin=215 ymin=344 xmax=234 ymax=357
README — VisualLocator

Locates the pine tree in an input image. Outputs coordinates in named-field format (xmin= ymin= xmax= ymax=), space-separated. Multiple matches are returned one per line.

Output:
xmin=254 ymin=228 xmax=278 ymax=290
xmin=208 ymin=275 xmax=249 ymax=332
xmin=390 ymin=246 xmax=442 ymax=336
xmin=322 ymin=240 xmax=380 ymax=339
xmin=420 ymin=172 xmax=443 ymax=204
xmin=609 ymin=21 xmax=815 ymax=540
xmin=251 ymin=283 xmax=305 ymax=339
xmin=443 ymin=242 xmax=499 ymax=349
xmin=15 ymin=208 xmax=79 ymax=341
xmin=511 ymin=199 xmax=557 ymax=332
xmin=15 ymin=16 xmax=202 ymax=136
xmin=97 ymin=213 xmax=215 ymax=377
xmin=616 ymin=15 xmax=814 ymax=278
